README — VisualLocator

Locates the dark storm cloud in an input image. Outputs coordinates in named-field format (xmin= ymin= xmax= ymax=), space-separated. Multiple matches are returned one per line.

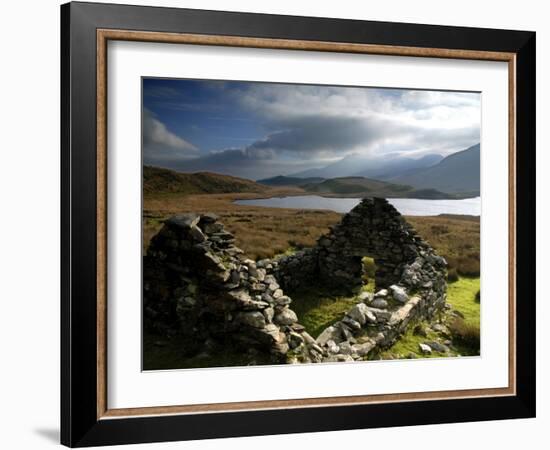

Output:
xmin=247 ymin=115 xmax=393 ymax=156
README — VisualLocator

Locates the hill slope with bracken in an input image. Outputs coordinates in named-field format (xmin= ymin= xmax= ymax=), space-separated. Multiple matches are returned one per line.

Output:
xmin=143 ymin=166 xmax=269 ymax=195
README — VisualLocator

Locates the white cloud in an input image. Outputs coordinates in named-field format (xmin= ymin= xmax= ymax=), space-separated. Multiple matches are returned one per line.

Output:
xmin=226 ymin=83 xmax=480 ymax=160
xmin=143 ymin=108 xmax=197 ymax=153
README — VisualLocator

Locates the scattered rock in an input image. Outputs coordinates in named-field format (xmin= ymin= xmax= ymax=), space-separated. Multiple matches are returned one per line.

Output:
xmin=419 ymin=343 xmax=432 ymax=354
xmin=425 ymin=341 xmax=449 ymax=353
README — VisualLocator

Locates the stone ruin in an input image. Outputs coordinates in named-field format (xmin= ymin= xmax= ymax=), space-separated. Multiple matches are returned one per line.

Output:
xmin=144 ymin=198 xmax=448 ymax=364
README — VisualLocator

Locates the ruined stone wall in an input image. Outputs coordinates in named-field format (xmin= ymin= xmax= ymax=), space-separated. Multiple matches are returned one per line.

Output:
xmin=144 ymin=198 xmax=448 ymax=364
xmin=143 ymin=213 xmax=324 ymax=364
xmin=270 ymin=247 xmax=319 ymax=292
xmin=275 ymin=198 xmax=429 ymax=292
xmin=274 ymin=198 xmax=448 ymax=361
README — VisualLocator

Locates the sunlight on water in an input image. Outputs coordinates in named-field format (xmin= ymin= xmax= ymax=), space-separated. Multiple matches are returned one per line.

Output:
xmin=234 ymin=195 xmax=480 ymax=216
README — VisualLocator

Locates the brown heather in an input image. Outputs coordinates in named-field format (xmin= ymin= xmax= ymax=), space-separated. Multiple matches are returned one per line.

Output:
xmin=143 ymin=192 xmax=479 ymax=276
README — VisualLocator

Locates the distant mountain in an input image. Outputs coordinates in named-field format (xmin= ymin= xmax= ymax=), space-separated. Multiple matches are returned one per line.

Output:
xmin=258 ymin=175 xmax=325 ymax=187
xmin=388 ymin=144 xmax=480 ymax=195
xmin=143 ymin=166 xmax=268 ymax=195
xmin=354 ymin=153 xmax=444 ymax=179
xmin=302 ymin=176 xmax=454 ymax=199
xmin=291 ymin=153 xmax=443 ymax=179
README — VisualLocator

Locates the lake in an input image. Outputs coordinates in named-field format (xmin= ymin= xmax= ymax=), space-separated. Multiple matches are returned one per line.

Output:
xmin=234 ymin=195 xmax=480 ymax=216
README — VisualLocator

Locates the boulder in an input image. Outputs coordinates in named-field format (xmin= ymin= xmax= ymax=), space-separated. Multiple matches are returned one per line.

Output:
xmin=165 ymin=213 xmax=199 ymax=230
xmin=342 ymin=316 xmax=362 ymax=331
xmin=274 ymin=308 xmax=298 ymax=326
xmin=347 ymin=303 xmax=369 ymax=325
xmin=390 ymin=285 xmax=409 ymax=303
xmin=370 ymin=298 xmax=388 ymax=309
xmin=425 ymin=341 xmax=449 ymax=353
xmin=316 ymin=326 xmax=342 ymax=346
xmin=419 ymin=343 xmax=432 ymax=354
xmin=274 ymin=295 xmax=292 ymax=306
xmin=351 ymin=341 xmax=375 ymax=357
xmin=200 ymin=212 xmax=218 ymax=223
xmin=263 ymin=307 xmax=274 ymax=323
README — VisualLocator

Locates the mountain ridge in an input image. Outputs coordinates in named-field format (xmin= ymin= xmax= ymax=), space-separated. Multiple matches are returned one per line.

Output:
xmin=388 ymin=144 xmax=480 ymax=195
xmin=290 ymin=152 xmax=444 ymax=179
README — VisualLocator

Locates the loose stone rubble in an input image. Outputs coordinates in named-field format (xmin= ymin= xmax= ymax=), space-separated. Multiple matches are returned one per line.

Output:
xmin=144 ymin=197 xmax=448 ymax=364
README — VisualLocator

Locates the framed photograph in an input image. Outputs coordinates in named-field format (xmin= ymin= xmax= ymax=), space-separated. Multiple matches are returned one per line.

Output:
xmin=61 ymin=1 xmax=536 ymax=447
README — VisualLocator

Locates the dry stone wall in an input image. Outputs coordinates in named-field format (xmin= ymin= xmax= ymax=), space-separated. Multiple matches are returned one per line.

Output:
xmin=143 ymin=213 xmax=323 ymax=364
xmin=144 ymin=198 xmax=448 ymax=364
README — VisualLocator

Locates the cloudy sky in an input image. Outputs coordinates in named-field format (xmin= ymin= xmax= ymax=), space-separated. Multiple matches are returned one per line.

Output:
xmin=143 ymin=78 xmax=480 ymax=180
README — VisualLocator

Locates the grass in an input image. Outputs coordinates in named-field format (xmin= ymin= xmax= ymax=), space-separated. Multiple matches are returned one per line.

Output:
xmin=376 ymin=323 xmax=450 ymax=359
xmin=446 ymin=277 xmax=481 ymax=328
xmin=289 ymin=288 xmax=360 ymax=338
xmin=377 ymin=276 xmax=480 ymax=359
xmin=289 ymin=268 xmax=376 ymax=339
xmin=448 ymin=318 xmax=480 ymax=350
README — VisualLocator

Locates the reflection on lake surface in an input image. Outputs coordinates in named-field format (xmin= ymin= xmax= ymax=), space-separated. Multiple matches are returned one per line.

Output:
xmin=234 ymin=195 xmax=480 ymax=216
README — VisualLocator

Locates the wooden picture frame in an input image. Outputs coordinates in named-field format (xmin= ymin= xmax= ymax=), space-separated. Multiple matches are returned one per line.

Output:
xmin=61 ymin=1 xmax=536 ymax=447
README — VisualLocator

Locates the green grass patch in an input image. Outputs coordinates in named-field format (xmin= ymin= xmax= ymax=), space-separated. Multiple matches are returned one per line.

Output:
xmin=377 ymin=324 xmax=455 ymax=359
xmin=446 ymin=276 xmax=480 ymax=327
xmin=290 ymin=287 xmax=359 ymax=338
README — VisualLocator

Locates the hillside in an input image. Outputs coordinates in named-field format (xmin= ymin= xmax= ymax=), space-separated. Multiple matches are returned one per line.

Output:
xmin=389 ymin=144 xmax=480 ymax=195
xmin=258 ymin=175 xmax=325 ymax=187
xmin=302 ymin=176 xmax=454 ymax=199
xmin=143 ymin=166 xmax=268 ymax=196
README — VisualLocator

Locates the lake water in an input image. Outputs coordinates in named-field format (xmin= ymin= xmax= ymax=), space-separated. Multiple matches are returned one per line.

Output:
xmin=234 ymin=195 xmax=480 ymax=216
